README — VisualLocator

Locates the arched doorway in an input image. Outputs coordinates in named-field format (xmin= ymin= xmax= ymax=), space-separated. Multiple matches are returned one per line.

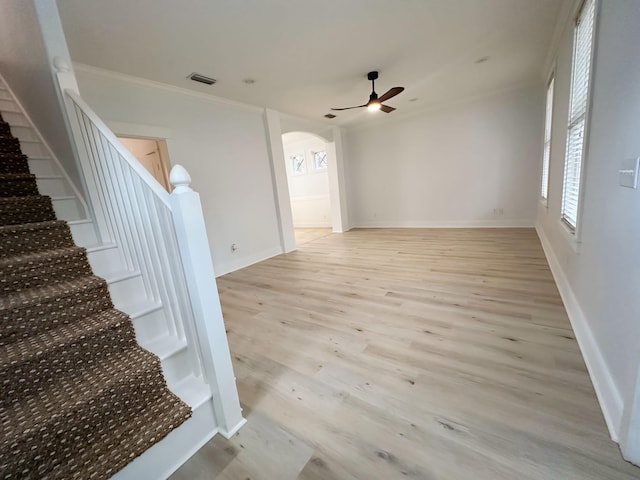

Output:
xmin=263 ymin=109 xmax=348 ymax=253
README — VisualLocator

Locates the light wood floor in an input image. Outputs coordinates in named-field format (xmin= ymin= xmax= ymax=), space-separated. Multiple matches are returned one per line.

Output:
xmin=171 ymin=228 xmax=639 ymax=480
xmin=294 ymin=227 xmax=332 ymax=245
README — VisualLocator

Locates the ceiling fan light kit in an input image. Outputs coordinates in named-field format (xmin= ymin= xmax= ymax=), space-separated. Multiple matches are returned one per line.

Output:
xmin=332 ymin=71 xmax=404 ymax=114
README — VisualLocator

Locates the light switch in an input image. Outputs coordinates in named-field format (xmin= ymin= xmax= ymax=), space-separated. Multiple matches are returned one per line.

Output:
xmin=619 ymin=157 xmax=639 ymax=189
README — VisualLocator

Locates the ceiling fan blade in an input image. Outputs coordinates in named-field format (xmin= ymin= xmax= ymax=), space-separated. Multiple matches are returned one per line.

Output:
xmin=380 ymin=104 xmax=396 ymax=113
xmin=331 ymin=105 xmax=367 ymax=111
xmin=378 ymin=86 xmax=404 ymax=103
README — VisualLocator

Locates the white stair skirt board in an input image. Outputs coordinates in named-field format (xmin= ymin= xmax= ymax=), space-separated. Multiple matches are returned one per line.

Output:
xmin=50 ymin=195 xmax=84 ymax=221
xmin=0 ymin=74 xmax=90 ymax=226
xmin=110 ymin=393 xmax=217 ymax=480
xmin=536 ymin=226 xmax=623 ymax=441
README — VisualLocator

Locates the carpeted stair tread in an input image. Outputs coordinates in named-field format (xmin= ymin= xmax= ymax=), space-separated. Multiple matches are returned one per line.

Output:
xmin=1 ymin=307 xmax=132 ymax=371
xmin=0 ymin=275 xmax=113 ymax=340
xmin=73 ymin=391 xmax=191 ymax=480
xmin=0 ymin=136 xmax=22 ymax=154
xmin=0 ymin=153 xmax=29 ymax=174
xmin=0 ymin=151 xmax=28 ymax=161
xmin=2 ymin=352 xmax=190 ymax=476
xmin=0 ymin=120 xmax=12 ymax=135
xmin=1 ymin=310 xmax=144 ymax=396
xmin=2 ymin=336 xmax=163 ymax=423
xmin=3 ymin=338 xmax=171 ymax=424
xmin=3 ymin=374 xmax=191 ymax=480
xmin=0 ymin=220 xmax=74 ymax=256
xmin=0 ymin=195 xmax=56 ymax=225
xmin=0 ymin=246 xmax=91 ymax=293
xmin=0 ymin=173 xmax=39 ymax=197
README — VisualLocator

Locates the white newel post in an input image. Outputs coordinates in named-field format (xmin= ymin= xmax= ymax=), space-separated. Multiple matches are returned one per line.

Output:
xmin=169 ymin=165 xmax=246 ymax=438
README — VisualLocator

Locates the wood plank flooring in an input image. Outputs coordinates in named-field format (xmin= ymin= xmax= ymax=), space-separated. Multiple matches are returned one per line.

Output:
xmin=294 ymin=227 xmax=332 ymax=245
xmin=171 ymin=228 xmax=639 ymax=480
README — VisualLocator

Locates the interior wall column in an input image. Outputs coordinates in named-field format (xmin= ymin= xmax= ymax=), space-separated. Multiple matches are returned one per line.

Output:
xmin=263 ymin=108 xmax=296 ymax=252
xmin=331 ymin=126 xmax=350 ymax=232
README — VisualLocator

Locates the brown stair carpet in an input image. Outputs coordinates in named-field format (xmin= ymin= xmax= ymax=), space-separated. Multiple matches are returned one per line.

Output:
xmin=0 ymin=114 xmax=191 ymax=479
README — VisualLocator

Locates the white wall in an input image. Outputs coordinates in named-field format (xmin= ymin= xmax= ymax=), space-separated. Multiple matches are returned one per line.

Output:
xmin=0 ymin=0 xmax=83 ymax=192
xmin=344 ymin=85 xmax=544 ymax=227
xmin=536 ymin=0 xmax=640 ymax=441
xmin=74 ymin=66 xmax=282 ymax=276
xmin=282 ymin=132 xmax=331 ymax=227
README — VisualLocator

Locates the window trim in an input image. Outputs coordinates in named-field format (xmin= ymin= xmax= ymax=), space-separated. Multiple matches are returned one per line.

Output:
xmin=290 ymin=153 xmax=307 ymax=176
xmin=560 ymin=0 xmax=598 ymax=241
xmin=311 ymin=150 xmax=328 ymax=172
xmin=540 ymin=73 xmax=555 ymax=206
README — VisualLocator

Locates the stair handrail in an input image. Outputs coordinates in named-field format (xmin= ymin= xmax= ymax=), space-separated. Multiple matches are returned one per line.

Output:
xmin=53 ymin=60 xmax=245 ymax=436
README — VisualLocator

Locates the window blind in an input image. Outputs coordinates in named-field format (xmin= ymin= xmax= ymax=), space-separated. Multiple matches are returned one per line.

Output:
xmin=541 ymin=76 xmax=554 ymax=200
xmin=561 ymin=0 xmax=596 ymax=229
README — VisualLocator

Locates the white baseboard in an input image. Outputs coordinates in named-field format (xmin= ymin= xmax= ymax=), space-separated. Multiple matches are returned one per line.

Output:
xmin=219 ymin=417 xmax=248 ymax=439
xmin=536 ymin=225 xmax=622 ymax=441
xmin=352 ymin=218 xmax=535 ymax=228
xmin=293 ymin=222 xmax=332 ymax=228
xmin=214 ymin=246 xmax=282 ymax=277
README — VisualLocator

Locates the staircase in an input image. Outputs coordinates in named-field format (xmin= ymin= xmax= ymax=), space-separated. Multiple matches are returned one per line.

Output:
xmin=0 ymin=67 xmax=244 ymax=478
xmin=0 ymin=108 xmax=193 ymax=478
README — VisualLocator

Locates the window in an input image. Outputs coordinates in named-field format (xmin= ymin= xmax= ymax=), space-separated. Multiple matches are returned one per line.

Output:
xmin=313 ymin=151 xmax=328 ymax=170
xmin=541 ymin=76 xmax=554 ymax=201
xmin=291 ymin=154 xmax=306 ymax=175
xmin=561 ymin=0 xmax=596 ymax=230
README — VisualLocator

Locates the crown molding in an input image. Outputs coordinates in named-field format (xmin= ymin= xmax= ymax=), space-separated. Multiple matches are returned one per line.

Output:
xmin=72 ymin=62 xmax=264 ymax=114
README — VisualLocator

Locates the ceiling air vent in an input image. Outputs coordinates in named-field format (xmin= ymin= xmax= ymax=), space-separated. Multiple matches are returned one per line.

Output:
xmin=324 ymin=113 xmax=337 ymax=119
xmin=188 ymin=72 xmax=217 ymax=85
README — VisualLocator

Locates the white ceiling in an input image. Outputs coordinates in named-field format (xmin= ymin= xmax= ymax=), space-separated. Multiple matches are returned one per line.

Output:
xmin=57 ymin=0 xmax=570 ymax=127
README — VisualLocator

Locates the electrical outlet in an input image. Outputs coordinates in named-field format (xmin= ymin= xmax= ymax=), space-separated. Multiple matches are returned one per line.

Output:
xmin=231 ymin=243 xmax=238 ymax=253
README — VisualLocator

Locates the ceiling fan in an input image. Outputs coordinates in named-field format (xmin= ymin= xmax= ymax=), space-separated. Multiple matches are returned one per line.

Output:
xmin=331 ymin=71 xmax=404 ymax=113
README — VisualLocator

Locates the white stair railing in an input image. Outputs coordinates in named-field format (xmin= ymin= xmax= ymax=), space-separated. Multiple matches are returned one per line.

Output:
xmin=53 ymin=59 xmax=245 ymax=437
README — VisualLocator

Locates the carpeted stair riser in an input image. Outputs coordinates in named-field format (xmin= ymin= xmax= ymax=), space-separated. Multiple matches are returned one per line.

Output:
xmin=7 ymin=364 xmax=175 ymax=441
xmin=0 ymin=173 xmax=39 ymax=197
xmin=73 ymin=394 xmax=191 ymax=480
xmin=2 ymin=346 xmax=179 ymax=446
xmin=0 ymin=276 xmax=112 ymax=341
xmin=0 ymin=247 xmax=91 ymax=294
xmin=0 ymin=195 xmax=56 ymax=225
xmin=0 ymin=153 xmax=30 ymax=174
xmin=0 ymin=137 xmax=22 ymax=154
xmin=0 ymin=221 xmax=75 ymax=257
xmin=0 ymin=120 xmax=12 ymax=134
xmin=4 ymin=367 xmax=190 ymax=480
xmin=3 ymin=331 xmax=159 ymax=408
xmin=6 ymin=383 xmax=191 ymax=480
xmin=1 ymin=310 xmax=135 ymax=396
